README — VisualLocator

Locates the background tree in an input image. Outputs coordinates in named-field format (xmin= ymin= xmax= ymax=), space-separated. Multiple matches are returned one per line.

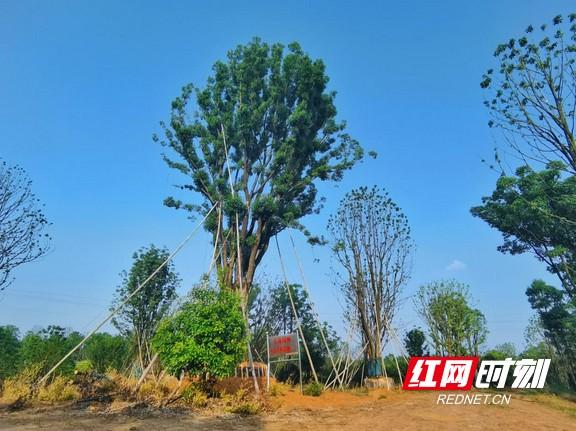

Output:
xmin=0 ymin=160 xmax=50 ymax=291
xmin=526 ymin=279 xmax=576 ymax=389
xmin=19 ymin=326 xmax=83 ymax=377
xmin=480 ymin=13 xmax=576 ymax=173
xmin=156 ymin=38 xmax=363 ymax=306
xmin=111 ymin=245 xmax=179 ymax=372
xmin=81 ymin=333 xmax=131 ymax=374
xmin=415 ymin=280 xmax=488 ymax=356
xmin=471 ymin=162 xmax=576 ymax=297
xmin=152 ymin=286 xmax=246 ymax=380
xmin=0 ymin=325 xmax=21 ymax=381
xmin=403 ymin=328 xmax=428 ymax=357
xmin=249 ymin=283 xmax=340 ymax=382
xmin=327 ymin=186 xmax=413 ymax=369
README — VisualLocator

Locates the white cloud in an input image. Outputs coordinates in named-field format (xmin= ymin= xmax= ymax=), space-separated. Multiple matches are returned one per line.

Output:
xmin=445 ymin=259 xmax=467 ymax=272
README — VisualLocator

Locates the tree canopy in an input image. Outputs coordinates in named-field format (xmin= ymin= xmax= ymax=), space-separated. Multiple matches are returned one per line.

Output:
xmin=471 ymin=162 xmax=576 ymax=297
xmin=480 ymin=13 xmax=576 ymax=173
xmin=156 ymin=38 xmax=363 ymax=302
xmin=0 ymin=160 xmax=50 ymax=291
xmin=415 ymin=280 xmax=488 ymax=356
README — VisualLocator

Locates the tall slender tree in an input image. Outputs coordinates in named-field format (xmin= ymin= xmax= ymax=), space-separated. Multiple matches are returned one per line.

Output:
xmin=327 ymin=186 xmax=413 ymax=367
xmin=111 ymin=245 xmax=179 ymax=372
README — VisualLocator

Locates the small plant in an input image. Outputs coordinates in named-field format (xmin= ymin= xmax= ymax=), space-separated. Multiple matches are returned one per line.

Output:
xmin=269 ymin=383 xmax=289 ymax=397
xmin=228 ymin=400 xmax=262 ymax=416
xmin=38 ymin=376 xmax=80 ymax=402
xmin=221 ymin=388 xmax=264 ymax=415
xmin=181 ymin=385 xmax=209 ymax=408
xmin=138 ymin=380 xmax=171 ymax=402
xmin=302 ymin=382 xmax=323 ymax=397
xmin=74 ymin=360 xmax=94 ymax=374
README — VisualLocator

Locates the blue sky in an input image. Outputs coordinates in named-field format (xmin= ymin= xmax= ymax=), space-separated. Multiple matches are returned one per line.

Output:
xmin=0 ymin=0 xmax=572 ymax=350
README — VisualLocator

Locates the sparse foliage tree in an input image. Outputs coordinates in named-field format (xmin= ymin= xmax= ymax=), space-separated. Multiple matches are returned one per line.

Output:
xmin=480 ymin=13 xmax=576 ymax=173
xmin=0 ymin=160 xmax=50 ymax=291
xmin=156 ymin=38 xmax=363 ymax=306
xmin=111 ymin=245 xmax=179 ymax=372
xmin=328 ymin=186 xmax=413 ymax=366
xmin=415 ymin=280 xmax=488 ymax=356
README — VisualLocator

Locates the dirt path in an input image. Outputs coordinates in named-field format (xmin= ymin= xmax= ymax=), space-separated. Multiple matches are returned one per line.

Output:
xmin=0 ymin=390 xmax=574 ymax=430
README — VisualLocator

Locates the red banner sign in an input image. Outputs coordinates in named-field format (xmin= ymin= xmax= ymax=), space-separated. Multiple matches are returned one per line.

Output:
xmin=268 ymin=333 xmax=299 ymax=358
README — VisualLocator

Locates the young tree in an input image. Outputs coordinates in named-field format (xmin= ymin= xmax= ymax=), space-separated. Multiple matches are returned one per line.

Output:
xmin=471 ymin=162 xmax=576 ymax=297
xmin=403 ymin=328 xmax=428 ymax=357
xmin=0 ymin=160 xmax=51 ymax=291
xmin=480 ymin=13 xmax=576 ymax=173
xmin=415 ymin=280 xmax=488 ymax=356
xmin=156 ymin=38 xmax=363 ymax=305
xmin=327 ymin=186 xmax=413 ymax=368
xmin=152 ymin=287 xmax=246 ymax=380
xmin=111 ymin=245 xmax=179 ymax=372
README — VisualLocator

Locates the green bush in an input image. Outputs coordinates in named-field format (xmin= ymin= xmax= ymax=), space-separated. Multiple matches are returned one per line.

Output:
xmin=152 ymin=287 xmax=247 ymax=379
xmin=302 ymin=382 xmax=323 ymax=397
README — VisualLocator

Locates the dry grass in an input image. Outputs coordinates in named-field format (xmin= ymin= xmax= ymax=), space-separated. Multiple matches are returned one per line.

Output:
xmin=37 ymin=377 xmax=80 ymax=402
xmin=0 ymin=364 xmax=43 ymax=403
xmin=269 ymin=382 xmax=291 ymax=397
xmin=528 ymin=393 xmax=576 ymax=418
xmin=221 ymin=388 xmax=267 ymax=415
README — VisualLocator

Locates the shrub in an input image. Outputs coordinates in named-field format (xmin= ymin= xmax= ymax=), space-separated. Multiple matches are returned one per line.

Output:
xmin=37 ymin=376 xmax=80 ymax=402
xmin=228 ymin=400 xmax=262 ymax=415
xmin=302 ymin=382 xmax=323 ymax=397
xmin=222 ymin=389 xmax=263 ymax=415
xmin=0 ymin=364 xmax=43 ymax=403
xmin=181 ymin=385 xmax=208 ymax=408
xmin=269 ymin=382 xmax=289 ymax=397
xmin=1 ymin=378 xmax=33 ymax=403
xmin=137 ymin=380 xmax=171 ymax=402
xmin=152 ymin=287 xmax=247 ymax=379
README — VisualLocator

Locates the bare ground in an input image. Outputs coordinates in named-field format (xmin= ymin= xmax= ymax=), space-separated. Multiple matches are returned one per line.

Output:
xmin=0 ymin=389 xmax=574 ymax=430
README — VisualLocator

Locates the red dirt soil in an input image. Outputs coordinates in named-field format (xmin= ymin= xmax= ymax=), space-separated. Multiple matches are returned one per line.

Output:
xmin=0 ymin=388 xmax=574 ymax=430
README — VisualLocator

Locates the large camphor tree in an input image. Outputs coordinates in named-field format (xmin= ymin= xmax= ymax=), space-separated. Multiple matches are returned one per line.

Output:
xmin=156 ymin=38 xmax=363 ymax=307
